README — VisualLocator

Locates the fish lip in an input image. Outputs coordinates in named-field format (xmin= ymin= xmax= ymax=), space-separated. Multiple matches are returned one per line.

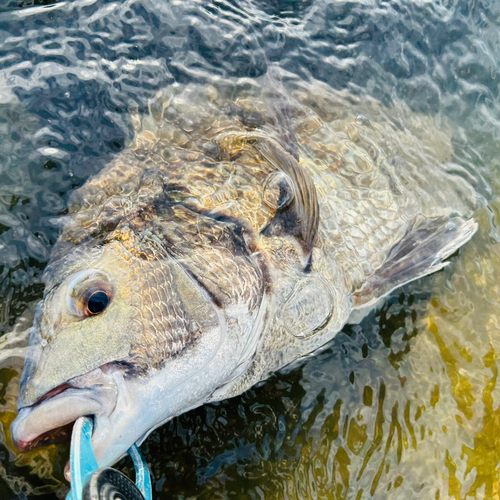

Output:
xmin=29 ymin=382 xmax=73 ymax=409
xmin=11 ymin=368 xmax=118 ymax=453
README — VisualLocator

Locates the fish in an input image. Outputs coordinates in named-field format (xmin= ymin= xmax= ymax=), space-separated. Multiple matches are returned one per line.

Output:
xmin=10 ymin=73 xmax=479 ymax=472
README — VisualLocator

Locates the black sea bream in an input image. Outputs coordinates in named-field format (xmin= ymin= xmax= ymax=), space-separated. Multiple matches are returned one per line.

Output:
xmin=11 ymin=74 xmax=479 ymax=470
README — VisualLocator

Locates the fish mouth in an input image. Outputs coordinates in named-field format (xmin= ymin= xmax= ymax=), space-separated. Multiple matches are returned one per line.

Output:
xmin=16 ymin=420 xmax=76 ymax=453
xmin=11 ymin=366 xmax=119 ymax=455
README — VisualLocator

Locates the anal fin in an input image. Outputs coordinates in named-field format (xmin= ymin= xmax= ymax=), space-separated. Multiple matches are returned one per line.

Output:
xmin=352 ymin=216 xmax=477 ymax=308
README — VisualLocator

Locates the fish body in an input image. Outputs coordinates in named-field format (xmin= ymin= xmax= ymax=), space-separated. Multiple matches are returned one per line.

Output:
xmin=11 ymin=75 xmax=479 ymax=468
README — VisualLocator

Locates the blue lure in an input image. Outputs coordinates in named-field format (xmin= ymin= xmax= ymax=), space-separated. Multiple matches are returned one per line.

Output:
xmin=66 ymin=416 xmax=152 ymax=500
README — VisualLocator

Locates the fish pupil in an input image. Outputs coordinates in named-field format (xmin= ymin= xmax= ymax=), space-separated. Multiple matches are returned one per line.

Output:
xmin=87 ymin=291 xmax=109 ymax=315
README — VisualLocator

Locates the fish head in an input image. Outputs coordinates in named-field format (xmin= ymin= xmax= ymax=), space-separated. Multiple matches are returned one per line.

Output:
xmin=11 ymin=115 xmax=321 ymax=469
xmin=11 ymin=212 xmax=267 ymax=467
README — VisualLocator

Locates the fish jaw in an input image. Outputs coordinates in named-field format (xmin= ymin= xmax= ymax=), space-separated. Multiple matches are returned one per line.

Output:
xmin=11 ymin=367 xmax=119 ymax=455
xmin=11 ymin=364 xmax=156 ymax=468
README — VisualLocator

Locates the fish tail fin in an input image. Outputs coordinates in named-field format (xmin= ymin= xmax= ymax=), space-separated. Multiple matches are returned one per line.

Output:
xmin=352 ymin=216 xmax=477 ymax=308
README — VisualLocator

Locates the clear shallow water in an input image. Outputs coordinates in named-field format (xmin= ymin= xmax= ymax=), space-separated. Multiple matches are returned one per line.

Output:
xmin=0 ymin=0 xmax=499 ymax=498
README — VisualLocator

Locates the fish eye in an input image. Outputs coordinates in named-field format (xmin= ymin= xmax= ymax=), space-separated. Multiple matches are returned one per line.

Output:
xmin=66 ymin=269 xmax=114 ymax=318
xmin=85 ymin=290 xmax=110 ymax=316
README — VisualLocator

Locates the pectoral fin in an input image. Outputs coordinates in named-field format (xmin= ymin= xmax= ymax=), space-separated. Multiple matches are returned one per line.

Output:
xmin=214 ymin=131 xmax=319 ymax=270
xmin=254 ymin=138 xmax=319 ymax=270
xmin=352 ymin=216 xmax=478 ymax=308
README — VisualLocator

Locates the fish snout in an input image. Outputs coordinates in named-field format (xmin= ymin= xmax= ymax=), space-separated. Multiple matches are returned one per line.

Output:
xmin=11 ymin=367 xmax=119 ymax=453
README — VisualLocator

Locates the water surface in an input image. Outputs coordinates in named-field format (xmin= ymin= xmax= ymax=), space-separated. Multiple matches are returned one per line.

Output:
xmin=0 ymin=0 xmax=500 ymax=499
